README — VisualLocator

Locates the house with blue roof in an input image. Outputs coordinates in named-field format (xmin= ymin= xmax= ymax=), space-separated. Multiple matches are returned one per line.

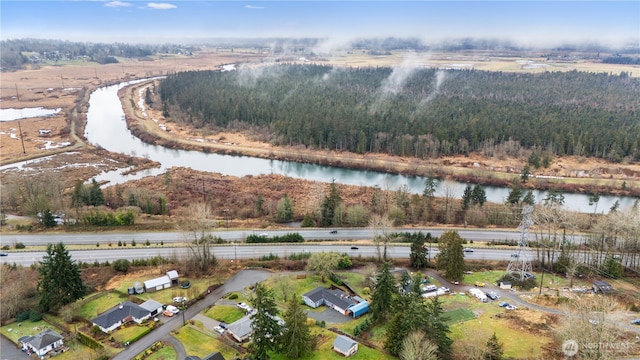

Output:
xmin=302 ymin=287 xmax=369 ymax=318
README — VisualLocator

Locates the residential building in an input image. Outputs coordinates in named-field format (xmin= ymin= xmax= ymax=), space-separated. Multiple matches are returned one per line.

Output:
xmin=19 ymin=329 xmax=64 ymax=357
xmin=91 ymin=301 xmax=151 ymax=333
xmin=302 ymin=287 xmax=369 ymax=318
xmin=333 ymin=335 xmax=358 ymax=357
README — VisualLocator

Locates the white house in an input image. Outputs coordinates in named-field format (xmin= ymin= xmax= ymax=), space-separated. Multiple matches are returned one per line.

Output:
xmin=143 ymin=270 xmax=179 ymax=293
xmin=19 ymin=329 xmax=64 ymax=357
xmin=91 ymin=301 xmax=151 ymax=333
xmin=333 ymin=335 xmax=358 ymax=357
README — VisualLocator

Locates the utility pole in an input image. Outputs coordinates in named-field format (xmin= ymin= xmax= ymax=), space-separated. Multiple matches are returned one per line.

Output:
xmin=17 ymin=121 xmax=26 ymax=154
xmin=15 ymin=83 xmax=19 ymax=101
xmin=60 ymin=74 xmax=65 ymax=88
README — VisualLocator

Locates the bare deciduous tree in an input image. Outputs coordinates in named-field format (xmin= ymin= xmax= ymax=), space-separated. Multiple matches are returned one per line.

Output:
xmin=369 ymin=213 xmax=394 ymax=261
xmin=400 ymin=331 xmax=439 ymax=360
xmin=176 ymin=202 xmax=217 ymax=274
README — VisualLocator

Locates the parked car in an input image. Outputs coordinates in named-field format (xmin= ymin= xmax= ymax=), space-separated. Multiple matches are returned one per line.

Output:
xmin=219 ymin=322 xmax=227 ymax=329
xmin=173 ymin=296 xmax=187 ymax=303
xmin=453 ymin=280 xmax=460 ymax=285
xmin=486 ymin=291 xmax=499 ymax=300
xmin=237 ymin=302 xmax=250 ymax=310
xmin=163 ymin=310 xmax=175 ymax=317
xmin=631 ymin=319 xmax=640 ymax=325
xmin=166 ymin=305 xmax=179 ymax=314
xmin=330 ymin=230 xmax=338 ymax=234
xmin=464 ymin=248 xmax=474 ymax=253
xmin=505 ymin=305 xmax=517 ymax=310
xmin=474 ymin=281 xmax=485 ymax=287
xmin=214 ymin=326 xmax=226 ymax=334
xmin=498 ymin=302 xmax=509 ymax=307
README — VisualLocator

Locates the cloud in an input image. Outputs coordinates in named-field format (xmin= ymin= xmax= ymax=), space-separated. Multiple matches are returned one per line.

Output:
xmin=147 ymin=2 xmax=177 ymax=10
xmin=105 ymin=1 xmax=132 ymax=7
xmin=244 ymin=5 xmax=264 ymax=10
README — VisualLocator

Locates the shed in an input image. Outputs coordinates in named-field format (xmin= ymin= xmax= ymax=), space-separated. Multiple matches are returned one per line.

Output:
xmin=593 ymin=280 xmax=614 ymax=294
xmin=140 ymin=299 xmax=163 ymax=316
xmin=227 ymin=317 xmax=253 ymax=342
xmin=346 ymin=301 xmax=370 ymax=318
xmin=499 ymin=281 xmax=512 ymax=289
xmin=144 ymin=270 xmax=179 ymax=292
xmin=333 ymin=335 xmax=358 ymax=357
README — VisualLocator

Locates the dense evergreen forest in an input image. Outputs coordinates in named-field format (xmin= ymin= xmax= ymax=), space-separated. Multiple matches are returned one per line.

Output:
xmin=158 ymin=64 xmax=640 ymax=162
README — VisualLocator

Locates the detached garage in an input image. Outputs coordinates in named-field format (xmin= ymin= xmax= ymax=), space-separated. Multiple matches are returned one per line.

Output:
xmin=144 ymin=270 xmax=179 ymax=293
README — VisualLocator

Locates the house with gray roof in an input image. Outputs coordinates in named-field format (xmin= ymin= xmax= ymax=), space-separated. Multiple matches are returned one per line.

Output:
xmin=19 ymin=329 xmax=64 ymax=357
xmin=140 ymin=299 xmax=163 ymax=317
xmin=302 ymin=287 xmax=369 ymax=318
xmin=92 ymin=301 xmax=151 ymax=333
xmin=333 ymin=335 xmax=358 ymax=357
xmin=227 ymin=314 xmax=284 ymax=343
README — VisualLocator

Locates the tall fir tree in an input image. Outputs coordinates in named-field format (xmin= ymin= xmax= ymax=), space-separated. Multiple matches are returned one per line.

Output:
xmin=372 ymin=262 xmax=397 ymax=323
xmin=435 ymin=231 xmax=465 ymax=281
xmin=37 ymin=242 xmax=86 ymax=312
xmin=410 ymin=235 xmax=428 ymax=268
xmin=485 ymin=332 xmax=504 ymax=360
xmin=423 ymin=296 xmax=452 ymax=359
xmin=250 ymin=282 xmax=282 ymax=360
xmin=280 ymin=295 xmax=315 ymax=359
xmin=320 ymin=179 xmax=342 ymax=226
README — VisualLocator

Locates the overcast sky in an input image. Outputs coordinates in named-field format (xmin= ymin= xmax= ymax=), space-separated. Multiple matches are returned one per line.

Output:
xmin=1 ymin=1 xmax=638 ymax=47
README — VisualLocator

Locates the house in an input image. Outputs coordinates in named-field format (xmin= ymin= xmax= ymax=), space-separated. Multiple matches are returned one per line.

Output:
xmin=91 ymin=301 xmax=151 ymax=333
xmin=144 ymin=270 xmax=179 ymax=292
xmin=499 ymin=281 xmax=512 ymax=290
xmin=227 ymin=315 xmax=284 ymax=342
xmin=19 ymin=329 xmax=64 ymax=357
xmin=140 ymin=299 xmax=164 ymax=317
xmin=593 ymin=280 xmax=614 ymax=294
xmin=302 ymin=287 xmax=369 ymax=318
xmin=333 ymin=335 xmax=358 ymax=357
xmin=203 ymin=352 xmax=226 ymax=360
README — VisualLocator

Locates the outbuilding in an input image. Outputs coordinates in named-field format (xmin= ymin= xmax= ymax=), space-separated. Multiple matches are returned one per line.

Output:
xmin=333 ymin=335 xmax=358 ymax=357
xmin=144 ymin=270 xmax=179 ymax=292
xmin=140 ymin=299 xmax=164 ymax=317
xmin=592 ymin=280 xmax=614 ymax=294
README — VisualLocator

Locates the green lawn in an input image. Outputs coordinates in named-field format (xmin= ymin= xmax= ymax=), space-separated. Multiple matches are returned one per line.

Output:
xmin=461 ymin=269 xmax=591 ymax=289
xmin=78 ymin=291 xmax=129 ymax=320
xmin=335 ymin=271 xmax=369 ymax=298
xmin=267 ymin=327 xmax=396 ymax=360
xmin=444 ymin=308 xmax=475 ymax=325
xmin=111 ymin=323 xmax=152 ymax=343
xmin=146 ymin=346 xmax=177 ymax=360
xmin=263 ymin=274 xmax=330 ymax=302
xmin=203 ymin=305 xmax=245 ymax=324
xmin=114 ymin=278 xmax=216 ymax=305
xmin=174 ymin=325 xmax=241 ymax=360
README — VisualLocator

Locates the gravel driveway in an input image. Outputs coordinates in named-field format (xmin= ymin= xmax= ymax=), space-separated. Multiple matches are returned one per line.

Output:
xmin=305 ymin=308 xmax=352 ymax=324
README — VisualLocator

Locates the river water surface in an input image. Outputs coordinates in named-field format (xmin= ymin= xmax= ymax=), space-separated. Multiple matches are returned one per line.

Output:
xmin=84 ymin=80 xmax=636 ymax=214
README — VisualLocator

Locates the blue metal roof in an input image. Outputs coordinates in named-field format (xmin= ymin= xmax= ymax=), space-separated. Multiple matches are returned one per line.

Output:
xmin=346 ymin=301 xmax=370 ymax=318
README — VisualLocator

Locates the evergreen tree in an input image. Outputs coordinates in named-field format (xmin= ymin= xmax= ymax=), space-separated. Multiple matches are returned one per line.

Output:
xmin=521 ymin=164 xmax=531 ymax=183
xmin=320 ymin=179 xmax=342 ymax=227
xmin=89 ymin=178 xmax=104 ymax=206
xmin=461 ymin=184 xmax=473 ymax=210
xmin=409 ymin=235 xmax=428 ymax=269
xmin=37 ymin=242 xmax=86 ymax=312
xmin=423 ymin=296 xmax=452 ymax=359
xmin=471 ymin=185 xmax=487 ymax=207
xmin=485 ymin=332 xmax=504 ymax=360
xmin=423 ymin=177 xmax=437 ymax=199
xmin=275 ymin=193 xmax=293 ymax=223
xmin=372 ymin=262 xmax=397 ymax=323
xmin=41 ymin=209 xmax=57 ymax=227
xmin=280 ymin=295 xmax=315 ymax=359
xmin=250 ymin=282 xmax=282 ymax=360
xmin=300 ymin=213 xmax=315 ymax=227
xmin=506 ymin=179 xmax=523 ymax=205
xmin=522 ymin=191 xmax=536 ymax=206
xmin=255 ymin=194 xmax=265 ymax=216
xmin=435 ymin=231 xmax=465 ymax=281
xmin=71 ymin=179 xmax=89 ymax=208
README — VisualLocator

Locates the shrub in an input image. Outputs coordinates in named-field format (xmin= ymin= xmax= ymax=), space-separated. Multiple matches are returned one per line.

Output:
xmin=113 ymin=259 xmax=131 ymax=273
xmin=16 ymin=311 xmax=31 ymax=322
xmin=29 ymin=310 xmax=43 ymax=322
xmin=228 ymin=293 xmax=239 ymax=300
xmin=15 ymin=242 xmax=26 ymax=249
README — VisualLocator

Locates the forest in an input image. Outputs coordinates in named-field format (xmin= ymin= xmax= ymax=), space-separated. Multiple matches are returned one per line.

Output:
xmin=157 ymin=64 xmax=640 ymax=162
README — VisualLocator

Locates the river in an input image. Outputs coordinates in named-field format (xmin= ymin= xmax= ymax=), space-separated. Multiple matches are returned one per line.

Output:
xmin=84 ymin=80 xmax=636 ymax=214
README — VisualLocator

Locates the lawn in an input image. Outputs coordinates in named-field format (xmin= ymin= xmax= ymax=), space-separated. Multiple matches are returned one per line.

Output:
xmin=263 ymin=274 xmax=330 ymax=302
xmin=335 ymin=271 xmax=369 ymax=298
xmin=444 ymin=308 xmax=475 ymax=325
xmin=78 ymin=291 xmax=129 ymax=320
xmin=267 ymin=326 xmax=396 ymax=360
xmin=146 ymin=346 xmax=177 ymax=360
xmin=203 ymin=305 xmax=245 ymax=324
xmin=115 ymin=277 xmax=216 ymax=305
xmin=111 ymin=323 xmax=153 ymax=344
xmin=462 ymin=270 xmax=591 ymax=289
xmin=173 ymin=325 xmax=241 ymax=360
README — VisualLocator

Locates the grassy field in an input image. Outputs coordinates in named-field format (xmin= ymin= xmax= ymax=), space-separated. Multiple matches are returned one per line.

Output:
xmin=461 ymin=269 xmax=591 ymax=289
xmin=146 ymin=346 xmax=177 ymax=360
xmin=444 ymin=308 xmax=476 ymax=326
xmin=111 ymin=323 xmax=153 ymax=344
xmin=173 ymin=325 xmax=241 ymax=360
xmin=203 ymin=305 xmax=245 ymax=324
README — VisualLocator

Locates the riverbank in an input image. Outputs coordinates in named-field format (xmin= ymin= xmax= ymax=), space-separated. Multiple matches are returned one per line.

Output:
xmin=122 ymin=80 xmax=640 ymax=199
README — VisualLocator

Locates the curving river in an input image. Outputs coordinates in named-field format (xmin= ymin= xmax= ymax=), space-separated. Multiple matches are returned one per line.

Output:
xmin=85 ymin=80 xmax=636 ymax=214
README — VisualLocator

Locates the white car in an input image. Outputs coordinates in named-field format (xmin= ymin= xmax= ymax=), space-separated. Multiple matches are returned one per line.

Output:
xmin=166 ymin=305 xmax=180 ymax=314
xmin=237 ymin=302 xmax=250 ymax=310
xmin=214 ymin=326 xmax=226 ymax=334
xmin=505 ymin=305 xmax=517 ymax=310
xmin=173 ymin=296 xmax=187 ymax=303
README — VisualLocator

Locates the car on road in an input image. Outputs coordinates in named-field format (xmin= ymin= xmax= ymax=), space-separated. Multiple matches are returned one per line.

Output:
xmin=464 ymin=248 xmax=474 ymax=253
xmin=631 ymin=319 xmax=640 ymax=325
xmin=214 ymin=326 xmax=226 ymax=334
xmin=505 ymin=305 xmax=517 ymax=310
xmin=0 ymin=252 xmax=7 ymax=256
xmin=486 ymin=291 xmax=499 ymax=300
xmin=510 ymin=253 xmax=519 ymax=258
xmin=453 ymin=280 xmax=459 ymax=285
xmin=259 ymin=233 xmax=269 ymax=237
xmin=474 ymin=281 xmax=485 ymax=287
xmin=498 ymin=302 xmax=509 ymax=307
xmin=350 ymin=246 xmax=359 ymax=250
xmin=330 ymin=230 xmax=338 ymax=234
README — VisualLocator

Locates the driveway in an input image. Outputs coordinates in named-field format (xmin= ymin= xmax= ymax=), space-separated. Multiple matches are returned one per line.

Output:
xmin=1 ymin=335 xmax=28 ymax=360
xmin=112 ymin=269 xmax=273 ymax=360
xmin=305 ymin=308 xmax=352 ymax=324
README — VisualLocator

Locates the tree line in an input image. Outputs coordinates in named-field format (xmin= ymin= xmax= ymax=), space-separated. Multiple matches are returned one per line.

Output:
xmin=157 ymin=64 xmax=640 ymax=162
